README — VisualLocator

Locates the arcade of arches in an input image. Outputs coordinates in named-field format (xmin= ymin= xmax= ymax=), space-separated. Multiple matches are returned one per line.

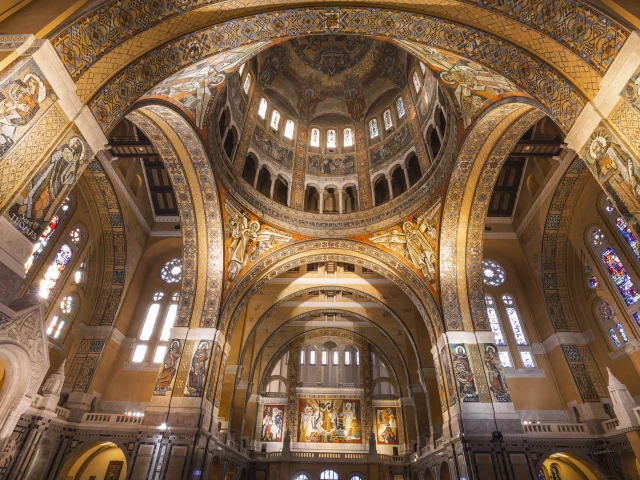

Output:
xmin=6 ymin=1 xmax=640 ymax=479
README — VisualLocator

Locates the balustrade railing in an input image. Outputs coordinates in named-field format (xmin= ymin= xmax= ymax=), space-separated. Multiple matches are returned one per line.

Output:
xmin=522 ymin=421 xmax=587 ymax=435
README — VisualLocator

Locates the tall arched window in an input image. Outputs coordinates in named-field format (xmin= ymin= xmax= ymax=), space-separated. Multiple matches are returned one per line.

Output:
xmin=327 ymin=129 xmax=336 ymax=148
xmin=590 ymin=226 xmax=640 ymax=306
xmin=412 ymin=71 xmax=421 ymax=92
xmin=383 ymin=109 xmax=393 ymax=130
xmin=343 ymin=128 xmax=353 ymax=147
xmin=285 ymin=119 xmax=295 ymax=139
xmin=396 ymin=97 xmax=406 ymax=118
xmin=344 ymin=350 xmax=351 ymax=365
xmin=310 ymin=128 xmax=320 ymax=147
xmin=501 ymin=294 xmax=535 ymax=368
xmin=243 ymin=73 xmax=252 ymax=94
xmin=615 ymin=217 xmax=640 ymax=261
xmin=295 ymin=475 xmax=309 ymax=480
xmin=271 ymin=110 xmax=280 ymax=130
xmin=258 ymin=98 xmax=267 ymax=119
xmin=595 ymin=299 xmax=632 ymax=349
xmin=25 ymin=196 xmax=71 ymax=273
xmin=419 ymin=61 xmax=426 ymax=75
xmin=300 ymin=350 xmax=305 ymax=365
xmin=39 ymin=224 xmax=85 ymax=299
xmin=369 ymin=119 xmax=379 ymax=139
xmin=46 ymin=293 xmax=78 ymax=340
xmin=320 ymin=471 xmax=338 ymax=480
xmin=309 ymin=349 xmax=316 ymax=365
xmin=485 ymin=294 xmax=512 ymax=367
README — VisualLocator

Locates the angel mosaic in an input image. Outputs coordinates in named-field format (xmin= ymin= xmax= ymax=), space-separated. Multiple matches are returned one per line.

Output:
xmin=369 ymin=199 xmax=441 ymax=282
xmin=225 ymin=200 xmax=292 ymax=281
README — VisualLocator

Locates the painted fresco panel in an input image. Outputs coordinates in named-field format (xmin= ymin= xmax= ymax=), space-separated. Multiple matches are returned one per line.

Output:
xmin=307 ymin=154 xmax=355 ymax=175
xmin=375 ymin=407 xmax=399 ymax=445
xmin=298 ymin=398 xmax=361 ymax=443
xmin=370 ymin=124 xmax=411 ymax=168
xmin=251 ymin=125 xmax=293 ymax=168
xmin=154 ymin=339 xmax=182 ymax=396
xmin=261 ymin=404 xmax=285 ymax=442
xmin=185 ymin=340 xmax=211 ymax=397
xmin=450 ymin=344 xmax=479 ymax=402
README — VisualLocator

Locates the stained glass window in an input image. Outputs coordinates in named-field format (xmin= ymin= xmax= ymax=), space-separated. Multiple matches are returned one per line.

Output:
xmin=482 ymin=259 xmax=506 ymax=286
xmin=601 ymin=247 xmax=640 ymax=305
xmin=243 ymin=73 xmax=251 ymax=94
xmin=310 ymin=128 xmax=320 ymax=147
xmin=502 ymin=295 xmax=528 ymax=345
xmin=369 ymin=118 xmax=379 ymax=139
xmin=383 ymin=109 xmax=393 ymax=130
xmin=327 ymin=129 xmax=336 ymax=148
xmin=309 ymin=349 xmax=316 ymax=365
xmin=485 ymin=294 xmax=506 ymax=346
xmin=60 ymin=295 xmax=74 ymax=314
xmin=153 ymin=291 xmax=164 ymax=301
xmin=419 ymin=61 xmax=427 ymax=75
xmin=344 ymin=350 xmax=351 ymax=365
xmin=132 ymin=345 xmax=147 ymax=363
xmin=590 ymin=227 xmax=605 ymax=248
xmin=171 ymin=292 xmax=180 ymax=302
xmin=153 ymin=346 xmax=167 ymax=363
xmin=160 ymin=304 xmax=178 ymax=341
xmin=321 ymin=350 xmax=328 ymax=365
xmin=520 ymin=351 xmax=535 ymax=368
xmin=617 ymin=323 xmax=629 ymax=343
xmin=161 ymin=258 xmax=182 ymax=283
xmin=499 ymin=351 xmax=512 ymax=368
xmin=396 ymin=97 xmax=406 ymax=118
xmin=271 ymin=110 xmax=280 ymax=130
xmin=258 ymin=98 xmax=267 ymax=119
xmin=550 ymin=465 xmax=561 ymax=480
xmin=616 ymin=217 xmax=640 ymax=260
xmin=39 ymin=244 xmax=73 ymax=299
xmin=605 ymin=197 xmax=615 ymax=214
xmin=598 ymin=300 xmax=614 ymax=322
xmin=300 ymin=350 xmax=305 ymax=365
xmin=320 ymin=471 xmax=338 ymax=480
xmin=239 ymin=63 xmax=245 ymax=77
xmin=343 ymin=128 xmax=353 ymax=147
xmin=588 ymin=274 xmax=598 ymax=289
xmin=295 ymin=475 xmax=309 ymax=480
xmin=46 ymin=316 xmax=66 ymax=339
xmin=609 ymin=328 xmax=621 ymax=348
xmin=332 ymin=350 xmax=339 ymax=365
xmin=412 ymin=71 xmax=421 ymax=92
xmin=285 ymin=119 xmax=295 ymax=139
xmin=633 ymin=312 xmax=640 ymax=329
xmin=538 ymin=469 xmax=547 ymax=480
xmin=140 ymin=303 xmax=161 ymax=341
xmin=25 ymin=197 xmax=71 ymax=273
xmin=74 ymin=261 xmax=86 ymax=285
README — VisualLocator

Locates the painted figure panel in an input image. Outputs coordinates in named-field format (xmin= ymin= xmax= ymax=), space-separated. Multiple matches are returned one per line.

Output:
xmin=185 ymin=340 xmax=211 ymax=397
xmin=307 ymin=154 xmax=355 ymax=175
xmin=0 ymin=60 xmax=56 ymax=159
xmin=370 ymin=124 xmax=411 ymax=168
xmin=375 ymin=407 xmax=399 ymax=445
xmin=298 ymin=398 xmax=361 ymax=443
xmin=251 ymin=125 xmax=293 ymax=168
xmin=450 ymin=344 xmax=479 ymax=402
xmin=154 ymin=339 xmax=182 ymax=396
xmin=5 ymin=132 xmax=90 ymax=241
xmin=261 ymin=405 xmax=285 ymax=442
xmin=104 ymin=460 xmax=124 ymax=480
xmin=482 ymin=344 xmax=511 ymax=402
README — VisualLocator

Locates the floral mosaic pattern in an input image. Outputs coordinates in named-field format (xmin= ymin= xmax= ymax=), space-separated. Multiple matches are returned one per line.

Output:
xmin=84 ymin=7 xmax=588 ymax=133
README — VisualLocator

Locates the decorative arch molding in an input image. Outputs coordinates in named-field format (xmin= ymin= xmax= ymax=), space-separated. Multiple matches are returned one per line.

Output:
xmin=218 ymin=240 xmax=443 ymax=343
xmin=236 ymin=286 xmax=424 ymax=370
xmin=439 ymin=102 xmax=536 ymax=331
xmin=127 ymin=105 xmax=223 ymax=328
xmin=50 ymin=4 xmax=623 ymax=133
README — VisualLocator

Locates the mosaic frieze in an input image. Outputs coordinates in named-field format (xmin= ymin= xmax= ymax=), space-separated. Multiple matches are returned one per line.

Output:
xmin=154 ymin=339 xmax=183 ymax=396
xmin=0 ymin=59 xmax=56 ymax=160
xmin=368 ymin=196 xmax=441 ymax=285
xmin=52 ymin=1 xmax=627 ymax=86
xmin=5 ymin=130 xmax=92 ymax=241
xmin=87 ymin=7 xmax=588 ymax=134
xmin=224 ymin=197 xmax=293 ymax=282
xmin=298 ymin=398 xmax=362 ymax=443
xmin=307 ymin=153 xmax=355 ymax=176
xmin=142 ymin=42 xmax=267 ymax=128
xmin=370 ymin=124 xmax=412 ymax=168
xmin=251 ymin=125 xmax=294 ymax=169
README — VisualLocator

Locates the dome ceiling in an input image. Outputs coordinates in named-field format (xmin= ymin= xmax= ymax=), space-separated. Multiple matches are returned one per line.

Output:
xmin=257 ymin=36 xmax=406 ymax=120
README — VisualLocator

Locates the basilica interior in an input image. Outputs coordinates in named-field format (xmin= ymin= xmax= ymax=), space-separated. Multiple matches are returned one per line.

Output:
xmin=3 ymin=1 xmax=640 ymax=479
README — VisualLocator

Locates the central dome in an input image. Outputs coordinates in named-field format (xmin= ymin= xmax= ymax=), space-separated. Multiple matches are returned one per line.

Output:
xmin=208 ymin=35 xmax=456 ymax=235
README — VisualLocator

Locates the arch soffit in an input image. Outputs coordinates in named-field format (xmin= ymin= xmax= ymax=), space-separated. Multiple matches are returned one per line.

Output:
xmin=439 ymin=102 xmax=536 ymax=331
xmin=54 ymin=1 xmax=624 ymax=120
xmin=235 ymin=285 xmax=424 ymax=370
xmin=247 ymin=308 xmax=416 ymax=391
xmin=56 ymin=441 xmax=131 ymax=480
xmin=127 ymin=105 xmax=223 ymax=328
xmin=253 ymin=324 xmax=408 ymax=394
xmin=219 ymin=240 xmax=443 ymax=344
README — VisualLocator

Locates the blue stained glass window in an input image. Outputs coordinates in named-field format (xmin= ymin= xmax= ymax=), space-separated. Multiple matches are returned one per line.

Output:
xmin=616 ymin=217 xmax=640 ymax=261
xmin=39 ymin=244 xmax=73 ymax=299
xmin=633 ymin=312 xmax=640 ymax=328
xmin=617 ymin=323 xmax=629 ymax=343
xmin=588 ymin=274 xmax=598 ymax=289
xmin=609 ymin=328 xmax=621 ymax=348
xmin=601 ymin=247 xmax=640 ymax=305
xmin=538 ymin=470 xmax=547 ymax=480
